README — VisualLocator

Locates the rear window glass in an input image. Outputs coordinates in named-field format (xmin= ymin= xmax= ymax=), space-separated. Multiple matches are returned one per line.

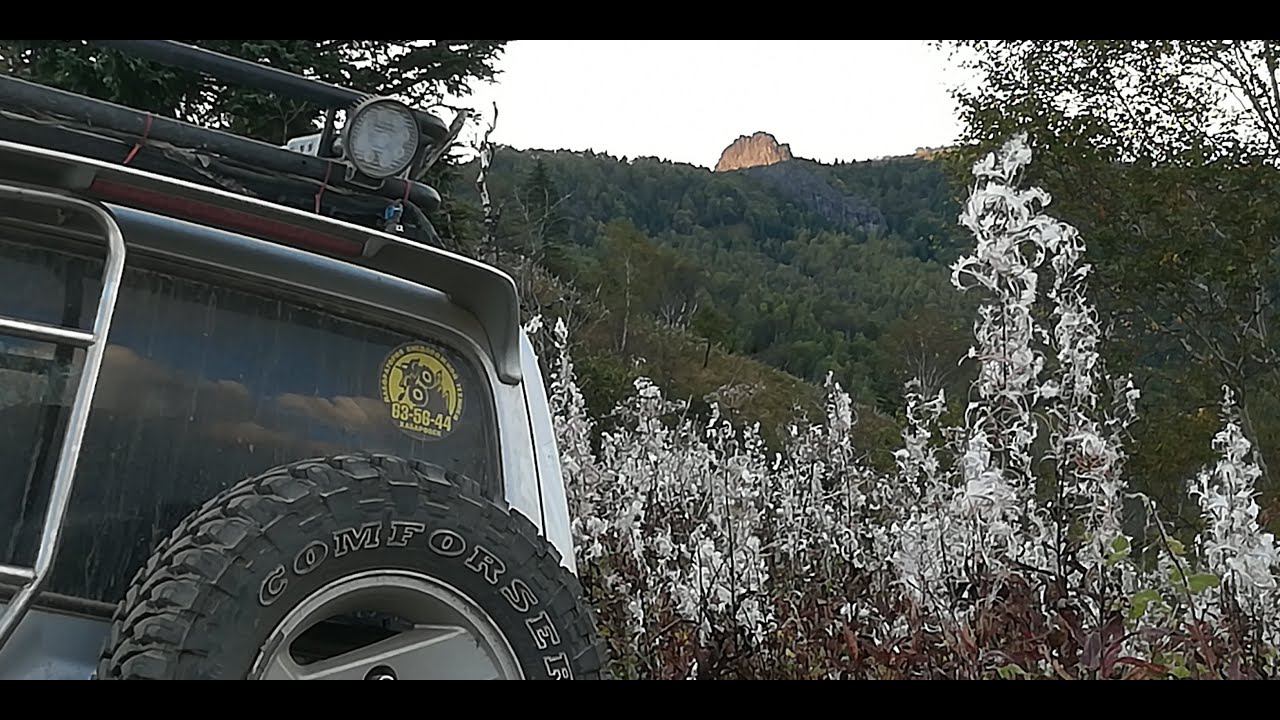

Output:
xmin=0 ymin=230 xmax=500 ymax=603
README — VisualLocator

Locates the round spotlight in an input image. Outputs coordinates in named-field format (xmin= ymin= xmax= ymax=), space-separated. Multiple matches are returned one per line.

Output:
xmin=344 ymin=97 xmax=421 ymax=179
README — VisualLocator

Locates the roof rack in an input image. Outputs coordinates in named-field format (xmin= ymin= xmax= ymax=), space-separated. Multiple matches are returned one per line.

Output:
xmin=0 ymin=42 xmax=523 ymax=380
xmin=0 ymin=40 xmax=460 ymax=246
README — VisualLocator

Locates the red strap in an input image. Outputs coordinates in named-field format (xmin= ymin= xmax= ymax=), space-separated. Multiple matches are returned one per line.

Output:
xmin=122 ymin=113 xmax=153 ymax=166
xmin=314 ymin=161 xmax=334 ymax=214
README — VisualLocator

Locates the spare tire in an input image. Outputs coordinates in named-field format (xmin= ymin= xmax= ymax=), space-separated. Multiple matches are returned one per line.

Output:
xmin=95 ymin=454 xmax=605 ymax=680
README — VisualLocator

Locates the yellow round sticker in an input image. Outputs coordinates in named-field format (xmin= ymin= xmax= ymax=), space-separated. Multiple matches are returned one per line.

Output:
xmin=380 ymin=343 xmax=464 ymax=441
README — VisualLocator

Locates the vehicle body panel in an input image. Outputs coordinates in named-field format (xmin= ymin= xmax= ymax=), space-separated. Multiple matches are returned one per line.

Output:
xmin=0 ymin=142 xmax=578 ymax=676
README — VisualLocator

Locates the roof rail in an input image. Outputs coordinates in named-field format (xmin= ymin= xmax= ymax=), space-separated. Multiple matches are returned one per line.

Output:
xmin=89 ymin=41 xmax=450 ymax=143
xmin=0 ymin=41 xmax=456 ymax=243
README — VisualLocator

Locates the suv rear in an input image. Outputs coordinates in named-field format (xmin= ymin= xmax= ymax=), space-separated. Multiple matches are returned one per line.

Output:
xmin=0 ymin=40 xmax=603 ymax=680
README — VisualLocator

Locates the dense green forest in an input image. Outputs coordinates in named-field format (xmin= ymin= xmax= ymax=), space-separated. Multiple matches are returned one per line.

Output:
xmin=449 ymin=144 xmax=1278 ymax=526
xmin=456 ymin=150 xmax=977 ymax=413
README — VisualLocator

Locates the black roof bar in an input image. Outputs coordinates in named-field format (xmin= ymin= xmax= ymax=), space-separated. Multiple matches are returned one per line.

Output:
xmin=91 ymin=40 xmax=450 ymax=143
xmin=0 ymin=74 xmax=441 ymax=213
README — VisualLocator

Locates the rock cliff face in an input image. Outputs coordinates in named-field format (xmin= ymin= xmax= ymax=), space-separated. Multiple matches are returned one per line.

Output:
xmin=714 ymin=131 xmax=793 ymax=172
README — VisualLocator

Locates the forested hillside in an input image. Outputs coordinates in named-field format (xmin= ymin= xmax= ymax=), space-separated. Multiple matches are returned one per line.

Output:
xmin=454 ymin=148 xmax=977 ymax=420
xmin=450 ymin=140 xmax=1278 ymax=528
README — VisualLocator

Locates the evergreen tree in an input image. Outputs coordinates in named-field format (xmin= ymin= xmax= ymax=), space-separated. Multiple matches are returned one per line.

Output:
xmin=519 ymin=157 xmax=571 ymax=273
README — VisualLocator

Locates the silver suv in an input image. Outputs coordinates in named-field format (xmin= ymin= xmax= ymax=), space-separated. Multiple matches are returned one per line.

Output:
xmin=0 ymin=40 xmax=603 ymax=680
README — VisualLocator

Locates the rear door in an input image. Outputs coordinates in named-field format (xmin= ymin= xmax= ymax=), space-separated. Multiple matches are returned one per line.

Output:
xmin=0 ymin=211 xmax=502 ymax=606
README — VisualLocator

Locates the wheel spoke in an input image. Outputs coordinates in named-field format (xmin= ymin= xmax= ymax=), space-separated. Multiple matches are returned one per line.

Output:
xmin=292 ymin=625 xmax=503 ymax=680
xmin=259 ymin=650 xmax=306 ymax=680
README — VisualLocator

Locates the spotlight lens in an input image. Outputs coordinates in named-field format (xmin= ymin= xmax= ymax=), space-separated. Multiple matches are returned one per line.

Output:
xmin=346 ymin=99 xmax=420 ymax=179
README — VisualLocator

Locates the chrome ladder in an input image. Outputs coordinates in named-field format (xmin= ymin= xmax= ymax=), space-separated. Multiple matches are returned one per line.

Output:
xmin=0 ymin=183 xmax=125 ymax=651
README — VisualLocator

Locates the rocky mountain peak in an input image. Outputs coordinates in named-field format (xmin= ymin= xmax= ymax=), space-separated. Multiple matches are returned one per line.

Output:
xmin=714 ymin=131 xmax=794 ymax=172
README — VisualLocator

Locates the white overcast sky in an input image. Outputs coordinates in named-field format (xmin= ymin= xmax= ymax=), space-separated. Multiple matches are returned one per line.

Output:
xmin=448 ymin=40 xmax=976 ymax=169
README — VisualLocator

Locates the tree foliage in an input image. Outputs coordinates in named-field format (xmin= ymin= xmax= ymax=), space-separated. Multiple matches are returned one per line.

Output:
xmin=948 ymin=39 xmax=1280 ymax=505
